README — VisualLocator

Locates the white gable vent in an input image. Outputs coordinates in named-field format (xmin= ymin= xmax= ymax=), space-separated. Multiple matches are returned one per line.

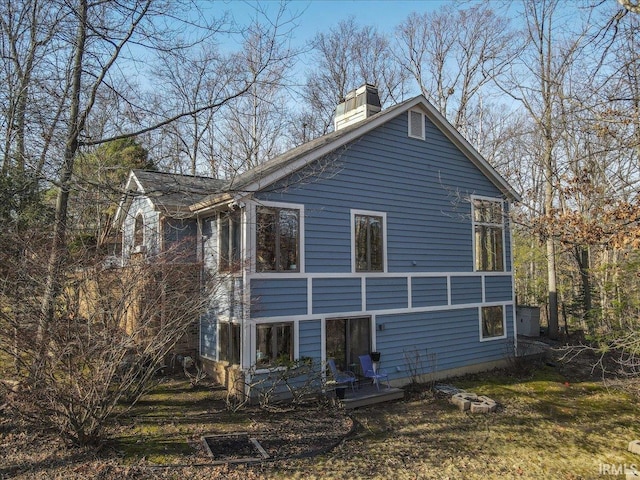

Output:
xmin=408 ymin=109 xmax=425 ymax=140
xmin=334 ymin=84 xmax=382 ymax=131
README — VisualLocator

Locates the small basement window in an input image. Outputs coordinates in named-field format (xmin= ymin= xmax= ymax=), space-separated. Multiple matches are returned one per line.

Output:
xmin=408 ymin=109 xmax=425 ymax=140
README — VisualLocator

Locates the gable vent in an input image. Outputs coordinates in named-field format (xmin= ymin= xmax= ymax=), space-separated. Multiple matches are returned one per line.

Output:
xmin=408 ymin=109 xmax=425 ymax=140
xmin=334 ymin=84 xmax=382 ymax=131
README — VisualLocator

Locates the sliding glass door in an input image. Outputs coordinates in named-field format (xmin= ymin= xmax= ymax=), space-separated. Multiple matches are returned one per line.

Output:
xmin=326 ymin=317 xmax=371 ymax=372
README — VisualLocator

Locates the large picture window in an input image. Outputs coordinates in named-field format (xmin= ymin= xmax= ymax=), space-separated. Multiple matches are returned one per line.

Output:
xmin=219 ymin=321 xmax=240 ymax=365
xmin=481 ymin=305 xmax=506 ymax=340
xmin=256 ymin=206 xmax=300 ymax=272
xmin=354 ymin=213 xmax=384 ymax=272
xmin=220 ymin=210 xmax=241 ymax=272
xmin=256 ymin=323 xmax=293 ymax=367
xmin=473 ymin=198 xmax=504 ymax=271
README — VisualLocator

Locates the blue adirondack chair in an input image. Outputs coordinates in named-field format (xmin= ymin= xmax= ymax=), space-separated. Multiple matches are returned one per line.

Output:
xmin=327 ymin=358 xmax=357 ymax=391
xmin=359 ymin=354 xmax=390 ymax=391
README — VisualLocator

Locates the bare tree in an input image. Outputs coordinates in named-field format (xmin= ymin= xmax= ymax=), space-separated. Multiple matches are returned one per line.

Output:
xmin=0 ymin=0 xmax=299 ymax=446
xmin=30 ymin=0 xmax=296 ymax=368
xmin=395 ymin=3 xmax=519 ymax=143
xmin=295 ymin=17 xmax=408 ymax=141
xmin=496 ymin=0 xmax=595 ymax=338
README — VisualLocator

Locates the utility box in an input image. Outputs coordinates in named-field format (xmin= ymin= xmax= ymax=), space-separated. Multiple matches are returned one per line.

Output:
xmin=516 ymin=306 xmax=540 ymax=337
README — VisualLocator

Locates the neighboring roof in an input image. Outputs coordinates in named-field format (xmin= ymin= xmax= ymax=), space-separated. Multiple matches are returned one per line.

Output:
xmin=113 ymin=170 xmax=225 ymax=227
xmin=192 ymin=95 xmax=520 ymax=211
xmin=129 ymin=170 xmax=226 ymax=212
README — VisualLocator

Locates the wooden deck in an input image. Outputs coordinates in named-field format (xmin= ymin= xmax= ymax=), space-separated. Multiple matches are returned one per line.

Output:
xmin=333 ymin=383 xmax=404 ymax=409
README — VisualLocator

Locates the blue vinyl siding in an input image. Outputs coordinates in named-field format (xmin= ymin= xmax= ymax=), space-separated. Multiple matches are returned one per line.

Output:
xmin=450 ymin=276 xmax=482 ymax=305
xmin=375 ymin=308 xmax=514 ymax=380
xmin=485 ymin=276 xmax=513 ymax=302
xmin=242 ymin=107 xmax=515 ymax=384
xmin=312 ymin=278 xmax=362 ymax=314
xmin=256 ymin=114 xmax=505 ymax=275
xmin=412 ymin=277 xmax=448 ymax=307
xmin=251 ymin=279 xmax=307 ymax=318
xmin=299 ymin=319 xmax=321 ymax=361
xmin=366 ymin=277 xmax=408 ymax=310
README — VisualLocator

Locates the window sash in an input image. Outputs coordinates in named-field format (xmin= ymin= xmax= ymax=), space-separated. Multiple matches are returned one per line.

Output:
xmin=256 ymin=207 xmax=299 ymax=272
xmin=134 ymin=214 xmax=144 ymax=246
xmin=355 ymin=214 xmax=383 ymax=272
xmin=256 ymin=323 xmax=293 ymax=367
xmin=219 ymin=322 xmax=240 ymax=365
xmin=482 ymin=306 xmax=505 ymax=339
xmin=220 ymin=211 xmax=241 ymax=272
xmin=473 ymin=199 xmax=504 ymax=272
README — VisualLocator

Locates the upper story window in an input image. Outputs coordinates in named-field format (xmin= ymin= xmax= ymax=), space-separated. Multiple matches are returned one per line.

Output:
xmin=472 ymin=198 xmax=505 ymax=271
xmin=220 ymin=210 xmax=241 ymax=272
xmin=256 ymin=206 xmax=300 ymax=272
xmin=408 ymin=109 xmax=425 ymax=140
xmin=133 ymin=213 xmax=144 ymax=246
xmin=353 ymin=211 xmax=385 ymax=272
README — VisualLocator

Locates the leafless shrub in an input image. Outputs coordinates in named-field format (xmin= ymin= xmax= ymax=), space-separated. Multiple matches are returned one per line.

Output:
xmin=403 ymin=347 xmax=438 ymax=388
xmin=225 ymin=358 xmax=325 ymax=412
xmin=0 ymin=247 xmax=214 ymax=446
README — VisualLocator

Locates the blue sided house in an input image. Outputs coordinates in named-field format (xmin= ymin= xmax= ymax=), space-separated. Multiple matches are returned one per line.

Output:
xmin=117 ymin=84 xmax=521 ymax=396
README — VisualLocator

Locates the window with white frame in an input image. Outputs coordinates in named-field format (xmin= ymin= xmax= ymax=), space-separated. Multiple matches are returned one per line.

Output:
xmin=354 ymin=212 xmax=385 ymax=272
xmin=472 ymin=198 xmax=505 ymax=271
xmin=256 ymin=206 xmax=300 ymax=272
xmin=408 ymin=109 xmax=425 ymax=140
xmin=481 ymin=305 xmax=505 ymax=339
xmin=220 ymin=210 xmax=241 ymax=272
xmin=219 ymin=321 xmax=240 ymax=365
xmin=255 ymin=322 xmax=293 ymax=367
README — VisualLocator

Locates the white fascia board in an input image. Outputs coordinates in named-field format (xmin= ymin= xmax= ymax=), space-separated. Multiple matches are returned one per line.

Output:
xmin=113 ymin=171 xmax=144 ymax=227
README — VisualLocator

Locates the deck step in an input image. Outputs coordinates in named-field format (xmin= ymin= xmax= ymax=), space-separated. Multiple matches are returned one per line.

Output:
xmin=341 ymin=387 xmax=404 ymax=409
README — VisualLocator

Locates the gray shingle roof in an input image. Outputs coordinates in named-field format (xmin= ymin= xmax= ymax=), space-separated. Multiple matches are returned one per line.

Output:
xmin=131 ymin=170 xmax=226 ymax=212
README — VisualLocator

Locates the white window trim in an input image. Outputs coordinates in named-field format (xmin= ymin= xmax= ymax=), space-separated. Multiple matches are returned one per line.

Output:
xmin=471 ymin=195 xmax=506 ymax=273
xmin=478 ymin=304 xmax=507 ymax=342
xmin=351 ymin=209 xmax=388 ymax=273
xmin=217 ymin=209 xmax=243 ymax=273
xmin=408 ymin=109 xmax=426 ymax=140
xmin=250 ymin=200 xmax=305 ymax=274
xmin=133 ymin=209 xmax=145 ymax=243
xmin=217 ymin=319 xmax=242 ymax=364
xmin=252 ymin=320 xmax=296 ymax=373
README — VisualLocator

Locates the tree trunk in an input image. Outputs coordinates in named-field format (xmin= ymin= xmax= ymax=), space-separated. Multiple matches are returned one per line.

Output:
xmin=36 ymin=0 xmax=87 ymax=365
xmin=574 ymin=245 xmax=592 ymax=331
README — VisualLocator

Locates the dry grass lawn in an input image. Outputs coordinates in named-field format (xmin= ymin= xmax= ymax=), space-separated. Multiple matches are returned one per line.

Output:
xmin=2 ymin=354 xmax=640 ymax=479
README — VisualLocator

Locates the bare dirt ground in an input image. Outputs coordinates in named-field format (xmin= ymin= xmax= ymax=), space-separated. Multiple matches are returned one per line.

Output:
xmin=2 ymin=347 xmax=640 ymax=479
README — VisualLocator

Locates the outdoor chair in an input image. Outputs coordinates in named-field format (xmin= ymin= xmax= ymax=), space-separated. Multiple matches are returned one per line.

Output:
xmin=359 ymin=354 xmax=390 ymax=391
xmin=327 ymin=358 xmax=357 ymax=391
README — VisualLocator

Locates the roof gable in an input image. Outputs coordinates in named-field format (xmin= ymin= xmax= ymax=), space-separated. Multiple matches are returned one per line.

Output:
xmin=113 ymin=170 xmax=225 ymax=227
xmin=193 ymin=95 xmax=519 ymax=211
